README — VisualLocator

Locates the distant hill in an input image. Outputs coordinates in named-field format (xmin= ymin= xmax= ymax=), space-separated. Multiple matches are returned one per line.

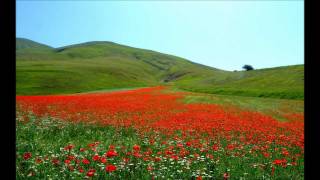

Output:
xmin=16 ymin=38 xmax=304 ymax=99
xmin=16 ymin=38 xmax=52 ymax=50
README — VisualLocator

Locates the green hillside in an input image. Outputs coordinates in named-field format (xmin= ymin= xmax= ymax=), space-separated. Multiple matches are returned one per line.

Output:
xmin=175 ymin=65 xmax=304 ymax=99
xmin=16 ymin=38 xmax=304 ymax=99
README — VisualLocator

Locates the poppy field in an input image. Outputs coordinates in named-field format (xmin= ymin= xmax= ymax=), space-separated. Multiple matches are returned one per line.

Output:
xmin=16 ymin=86 xmax=304 ymax=179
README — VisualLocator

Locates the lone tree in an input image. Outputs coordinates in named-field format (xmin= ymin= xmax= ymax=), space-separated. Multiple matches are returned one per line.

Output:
xmin=242 ymin=64 xmax=254 ymax=71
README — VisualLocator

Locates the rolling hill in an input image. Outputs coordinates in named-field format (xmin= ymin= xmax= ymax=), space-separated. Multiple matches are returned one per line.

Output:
xmin=16 ymin=38 xmax=304 ymax=99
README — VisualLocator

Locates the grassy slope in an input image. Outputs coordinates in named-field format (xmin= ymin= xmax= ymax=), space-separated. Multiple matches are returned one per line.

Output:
xmin=16 ymin=38 xmax=304 ymax=99
xmin=182 ymin=92 xmax=304 ymax=122
xmin=175 ymin=65 xmax=304 ymax=99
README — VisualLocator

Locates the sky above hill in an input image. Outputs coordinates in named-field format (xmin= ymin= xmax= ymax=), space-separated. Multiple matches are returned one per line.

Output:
xmin=16 ymin=1 xmax=303 ymax=71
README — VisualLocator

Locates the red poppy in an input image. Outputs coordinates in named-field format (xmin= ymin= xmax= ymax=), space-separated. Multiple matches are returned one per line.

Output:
xmin=64 ymin=144 xmax=74 ymax=151
xmin=64 ymin=159 xmax=71 ymax=164
xmin=147 ymin=166 xmax=153 ymax=171
xmin=133 ymin=152 xmax=142 ymax=158
xmin=212 ymin=144 xmax=219 ymax=151
xmin=263 ymin=152 xmax=270 ymax=158
xmin=171 ymin=155 xmax=179 ymax=161
xmin=35 ymin=158 xmax=42 ymax=164
xmin=92 ymin=154 xmax=100 ymax=161
xmin=109 ymin=145 xmax=115 ymax=150
xmin=23 ymin=152 xmax=32 ymax=160
xmin=155 ymin=157 xmax=161 ymax=162
xmin=271 ymin=167 xmax=275 ymax=176
xmin=82 ymin=158 xmax=90 ymax=165
xmin=68 ymin=165 xmax=74 ymax=171
xmin=52 ymin=158 xmax=60 ymax=165
xmin=100 ymin=157 xmax=107 ymax=163
xmin=86 ymin=169 xmax=96 ymax=177
xmin=106 ymin=150 xmax=118 ymax=158
xmin=67 ymin=155 xmax=75 ymax=160
xmin=133 ymin=144 xmax=140 ymax=151
xmin=123 ymin=157 xmax=130 ymax=163
xmin=78 ymin=167 xmax=84 ymax=173
xmin=106 ymin=165 xmax=117 ymax=172
xmin=223 ymin=172 xmax=230 ymax=180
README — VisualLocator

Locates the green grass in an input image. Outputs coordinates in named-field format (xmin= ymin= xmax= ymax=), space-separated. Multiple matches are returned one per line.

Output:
xmin=180 ymin=91 xmax=304 ymax=122
xmin=175 ymin=65 xmax=304 ymax=100
xmin=16 ymin=38 xmax=304 ymax=99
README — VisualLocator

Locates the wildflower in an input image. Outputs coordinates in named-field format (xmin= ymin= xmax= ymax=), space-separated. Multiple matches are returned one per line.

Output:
xmin=263 ymin=152 xmax=270 ymax=158
xmin=186 ymin=142 xmax=192 ymax=147
xmin=92 ymin=154 xmax=100 ymax=161
xmin=273 ymin=159 xmax=287 ymax=167
xmin=64 ymin=159 xmax=71 ymax=164
xmin=171 ymin=155 xmax=179 ymax=161
xmin=155 ymin=157 xmax=161 ymax=162
xmin=282 ymin=150 xmax=289 ymax=156
xmin=133 ymin=144 xmax=140 ymax=151
xmin=133 ymin=152 xmax=142 ymax=158
xmin=147 ymin=166 xmax=153 ymax=171
xmin=64 ymin=144 xmax=74 ymax=151
xmin=109 ymin=145 xmax=115 ymax=150
xmin=106 ymin=165 xmax=117 ymax=172
xmin=88 ymin=143 xmax=96 ymax=147
xmin=106 ymin=150 xmax=118 ymax=158
xmin=123 ymin=157 xmax=130 ymax=163
xmin=68 ymin=165 xmax=74 ymax=171
xmin=86 ymin=169 xmax=96 ymax=177
xmin=67 ymin=155 xmax=75 ymax=160
xmin=23 ymin=152 xmax=32 ymax=160
xmin=52 ymin=158 xmax=60 ymax=165
xmin=271 ymin=167 xmax=275 ymax=176
xmin=100 ymin=157 xmax=107 ymax=163
xmin=273 ymin=159 xmax=282 ymax=165
xmin=223 ymin=172 xmax=230 ymax=180
xmin=212 ymin=144 xmax=219 ymax=151
xmin=35 ymin=157 xmax=42 ymax=164
xmin=226 ymin=144 xmax=235 ymax=151
xmin=82 ymin=158 xmax=90 ymax=165
xmin=78 ymin=167 xmax=84 ymax=173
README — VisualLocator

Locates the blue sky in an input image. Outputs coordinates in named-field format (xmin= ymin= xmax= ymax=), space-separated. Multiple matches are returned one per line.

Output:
xmin=16 ymin=1 xmax=303 ymax=71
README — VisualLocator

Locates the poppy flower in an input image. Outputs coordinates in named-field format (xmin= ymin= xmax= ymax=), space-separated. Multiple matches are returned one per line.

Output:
xmin=109 ymin=145 xmax=115 ymax=150
xmin=147 ymin=166 xmax=153 ymax=171
xmin=82 ymin=158 xmax=90 ymax=165
xmin=106 ymin=165 xmax=117 ymax=172
xmin=35 ymin=158 xmax=42 ymax=164
xmin=155 ymin=157 xmax=161 ymax=162
xmin=223 ymin=172 xmax=230 ymax=180
xmin=64 ymin=144 xmax=74 ymax=151
xmin=106 ymin=150 xmax=118 ymax=158
xmin=100 ymin=157 xmax=107 ymax=163
xmin=78 ymin=167 xmax=84 ymax=173
xmin=64 ymin=159 xmax=71 ymax=164
xmin=92 ymin=154 xmax=100 ymax=161
xmin=52 ymin=159 xmax=60 ymax=165
xmin=23 ymin=152 xmax=32 ymax=160
xmin=212 ymin=145 xmax=219 ymax=151
xmin=86 ymin=169 xmax=96 ymax=177
xmin=133 ymin=145 xmax=140 ymax=151
xmin=186 ymin=142 xmax=192 ymax=147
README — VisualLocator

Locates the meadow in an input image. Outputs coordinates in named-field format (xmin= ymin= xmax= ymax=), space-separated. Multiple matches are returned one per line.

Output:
xmin=16 ymin=38 xmax=304 ymax=99
xmin=16 ymin=86 xmax=304 ymax=179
